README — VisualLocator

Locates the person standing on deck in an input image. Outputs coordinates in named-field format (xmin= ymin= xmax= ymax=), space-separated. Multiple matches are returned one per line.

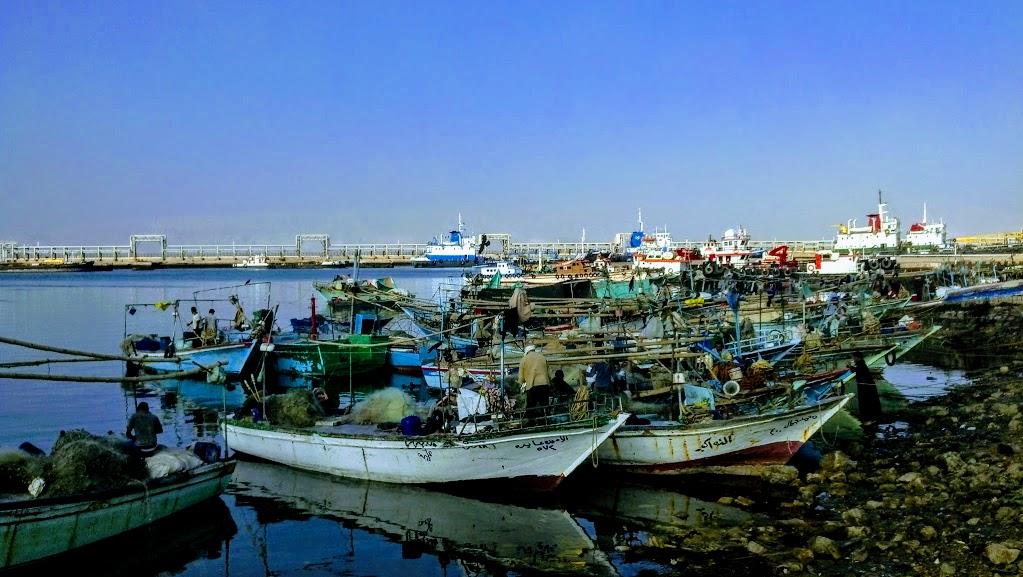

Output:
xmin=184 ymin=306 xmax=203 ymax=347
xmin=519 ymin=344 xmax=551 ymax=421
xmin=126 ymin=402 xmax=163 ymax=458
xmin=203 ymin=308 xmax=218 ymax=344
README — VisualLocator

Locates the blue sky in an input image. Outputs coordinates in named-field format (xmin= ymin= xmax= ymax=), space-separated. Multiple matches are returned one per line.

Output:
xmin=2 ymin=1 xmax=1020 ymax=245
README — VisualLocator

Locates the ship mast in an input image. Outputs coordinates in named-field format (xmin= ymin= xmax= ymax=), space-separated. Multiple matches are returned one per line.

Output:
xmin=637 ymin=208 xmax=644 ymax=233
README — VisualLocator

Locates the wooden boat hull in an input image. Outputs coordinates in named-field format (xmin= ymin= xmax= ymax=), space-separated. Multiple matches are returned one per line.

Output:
xmin=138 ymin=343 xmax=251 ymax=377
xmin=224 ymin=413 xmax=630 ymax=489
xmin=385 ymin=346 xmax=422 ymax=374
xmin=268 ymin=336 xmax=389 ymax=387
xmin=598 ymin=395 xmax=851 ymax=473
xmin=0 ymin=461 xmax=235 ymax=569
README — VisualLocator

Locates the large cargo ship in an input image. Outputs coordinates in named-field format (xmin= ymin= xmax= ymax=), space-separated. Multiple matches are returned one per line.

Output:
xmin=834 ymin=191 xmax=901 ymax=253
xmin=903 ymin=204 xmax=948 ymax=251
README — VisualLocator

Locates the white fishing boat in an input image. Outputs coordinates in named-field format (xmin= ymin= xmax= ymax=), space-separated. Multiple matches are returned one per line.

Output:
xmin=699 ymin=226 xmax=763 ymax=271
xmin=224 ymin=401 xmax=630 ymax=490
xmin=0 ymin=461 xmax=234 ymax=569
xmin=598 ymin=394 xmax=851 ymax=473
xmin=466 ymin=260 xmax=524 ymax=278
xmin=234 ymin=254 xmax=270 ymax=268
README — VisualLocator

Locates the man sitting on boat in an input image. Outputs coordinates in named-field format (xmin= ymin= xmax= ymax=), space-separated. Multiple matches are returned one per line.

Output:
xmin=126 ymin=401 xmax=163 ymax=458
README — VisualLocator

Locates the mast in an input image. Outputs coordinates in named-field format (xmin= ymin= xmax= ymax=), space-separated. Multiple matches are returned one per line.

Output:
xmin=637 ymin=208 xmax=644 ymax=233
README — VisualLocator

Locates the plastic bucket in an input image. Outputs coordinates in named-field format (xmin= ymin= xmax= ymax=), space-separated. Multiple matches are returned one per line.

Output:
xmin=400 ymin=415 xmax=423 ymax=436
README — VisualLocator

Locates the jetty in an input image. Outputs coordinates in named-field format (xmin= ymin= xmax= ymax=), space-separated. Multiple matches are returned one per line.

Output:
xmin=2 ymin=233 xmax=1014 ymax=271
xmin=1 ymin=233 xmax=839 ymax=270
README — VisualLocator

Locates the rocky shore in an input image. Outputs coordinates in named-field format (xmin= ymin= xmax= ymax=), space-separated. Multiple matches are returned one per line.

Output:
xmin=607 ymin=365 xmax=1023 ymax=577
xmin=603 ymin=304 xmax=1023 ymax=577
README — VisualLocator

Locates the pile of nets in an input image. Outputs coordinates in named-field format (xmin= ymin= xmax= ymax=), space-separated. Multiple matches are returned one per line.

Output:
xmin=265 ymin=389 xmax=326 ymax=427
xmin=345 ymin=388 xmax=416 ymax=425
xmin=0 ymin=450 xmax=39 ymax=494
xmin=861 ymin=311 xmax=881 ymax=335
xmin=742 ymin=359 xmax=776 ymax=389
xmin=793 ymin=350 xmax=816 ymax=374
xmin=0 ymin=430 xmax=149 ymax=498
xmin=45 ymin=430 xmax=147 ymax=497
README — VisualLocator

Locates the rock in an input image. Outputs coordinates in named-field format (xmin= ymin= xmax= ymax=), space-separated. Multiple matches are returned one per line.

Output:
xmin=846 ymin=526 xmax=869 ymax=539
xmin=746 ymin=541 xmax=767 ymax=555
xmin=792 ymin=548 xmax=815 ymax=563
xmin=736 ymin=496 xmax=755 ymax=507
xmin=775 ymin=561 xmax=803 ymax=574
xmin=810 ymin=536 xmax=841 ymax=560
xmin=995 ymin=507 xmax=1016 ymax=522
xmin=925 ymin=465 xmax=941 ymax=477
xmin=820 ymin=451 xmax=856 ymax=472
xmin=898 ymin=471 xmax=921 ymax=483
xmin=920 ymin=526 xmax=937 ymax=541
xmin=865 ymin=500 xmax=884 ymax=510
xmin=841 ymin=508 xmax=865 ymax=524
xmin=967 ymin=517 xmax=981 ymax=526
xmin=717 ymin=496 xmax=734 ymax=505
xmin=985 ymin=543 xmax=1020 ymax=565
xmin=939 ymin=562 xmax=955 ymax=576
xmin=993 ymin=403 xmax=1019 ymax=417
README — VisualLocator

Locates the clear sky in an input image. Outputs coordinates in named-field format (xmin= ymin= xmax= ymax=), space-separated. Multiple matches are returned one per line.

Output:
xmin=2 ymin=1 xmax=1021 ymax=246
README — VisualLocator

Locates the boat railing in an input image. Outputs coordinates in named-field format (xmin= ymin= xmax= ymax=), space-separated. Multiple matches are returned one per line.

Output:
xmin=453 ymin=392 xmax=621 ymax=436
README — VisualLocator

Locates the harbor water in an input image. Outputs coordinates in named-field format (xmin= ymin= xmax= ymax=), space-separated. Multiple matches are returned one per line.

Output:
xmin=0 ymin=268 xmax=959 ymax=576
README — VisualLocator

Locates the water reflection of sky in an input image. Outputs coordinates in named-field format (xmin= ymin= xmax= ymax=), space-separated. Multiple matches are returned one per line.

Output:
xmin=882 ymin=362 xmax=971 ymax=400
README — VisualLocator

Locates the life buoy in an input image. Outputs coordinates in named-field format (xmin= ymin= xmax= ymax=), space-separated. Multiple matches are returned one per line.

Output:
xmin=884 ymin=350 xmax=897 ymax=366
xmin=805 ymin=263 xmax=816 ymax=273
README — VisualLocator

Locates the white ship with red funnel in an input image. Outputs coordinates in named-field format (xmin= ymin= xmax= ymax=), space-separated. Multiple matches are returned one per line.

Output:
xmin=834 ymin=191 xmax=901 ymax=252
xmin=904 ymin=204 xmax=948 ymax=250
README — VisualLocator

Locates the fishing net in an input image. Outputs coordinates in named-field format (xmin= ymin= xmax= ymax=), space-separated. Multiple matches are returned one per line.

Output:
xmin=0 ymin=451 xmax=33 ymax=493
xmin=265 ymin=389 xmax=326 ymax=428
xmin=347 ymin=388 xmax=416 ymax=425
xmin=45 ymin=435 xmax=147 ymax=497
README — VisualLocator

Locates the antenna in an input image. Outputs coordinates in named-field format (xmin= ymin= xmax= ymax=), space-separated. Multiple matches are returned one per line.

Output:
xmin=637 ymin=208 xmax=644 ymax=232
xmin=923 ymin=203 xmax=928 ymax=224
xmin=458 ymin=213 xmax=464 ymax=233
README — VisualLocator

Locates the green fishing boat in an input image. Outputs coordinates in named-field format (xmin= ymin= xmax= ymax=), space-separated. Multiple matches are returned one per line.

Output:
xmin=267 ymin=334 xmax=390 ymax=389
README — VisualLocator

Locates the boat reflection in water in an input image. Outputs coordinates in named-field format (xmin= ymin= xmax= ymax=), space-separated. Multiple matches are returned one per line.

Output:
xmin=230 ymin=460 xmax=619 ymax=577
xmin=3 ymin=499 xmax=237 ymax=577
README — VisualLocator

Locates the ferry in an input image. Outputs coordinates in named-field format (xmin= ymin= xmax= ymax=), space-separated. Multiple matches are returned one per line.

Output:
xmin=411 ymin=214 xmax=482 ymax=267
